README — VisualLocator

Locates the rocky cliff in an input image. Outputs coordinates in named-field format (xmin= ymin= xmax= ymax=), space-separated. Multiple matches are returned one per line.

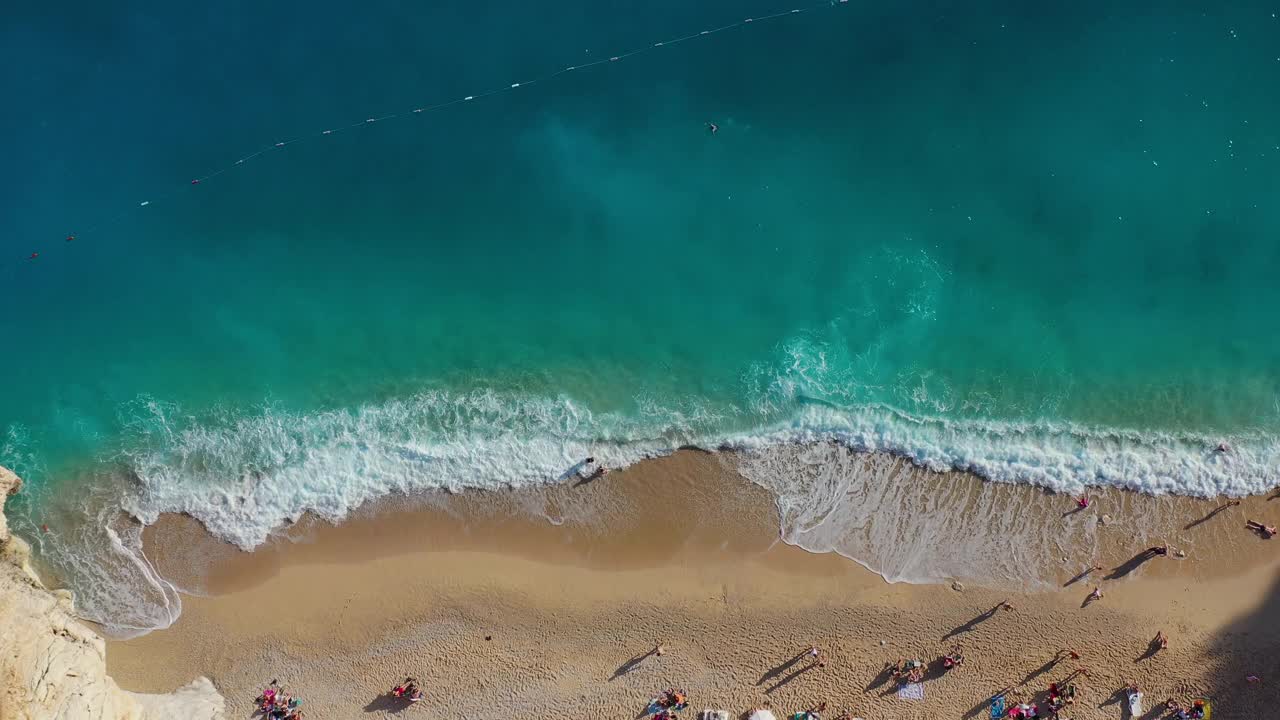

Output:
xmin=0 ymin=466 xmax=224 ymax=720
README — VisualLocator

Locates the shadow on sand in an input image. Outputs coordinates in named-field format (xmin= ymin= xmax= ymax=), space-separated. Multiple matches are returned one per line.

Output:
xmin=942 ymin=602 xmax=1007 ymax=641
xmin=1103 ymin=550 xmax=1164 ymax=581
xmin=610 ymin=646 xmax=660 ymax=681
xmin=363 ymin=693 xmax=417 ymax=714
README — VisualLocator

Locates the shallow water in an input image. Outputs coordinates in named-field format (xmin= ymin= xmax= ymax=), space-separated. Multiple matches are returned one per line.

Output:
xmin=2 ymin=0 xmax=1279 ymax=632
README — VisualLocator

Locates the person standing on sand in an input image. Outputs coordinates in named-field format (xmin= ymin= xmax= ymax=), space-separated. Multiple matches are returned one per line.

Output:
xmin=1154 ymin=631 xmax=1168 ymax=651
xmin=1086 ymin=587 xmax=1103 ymax=604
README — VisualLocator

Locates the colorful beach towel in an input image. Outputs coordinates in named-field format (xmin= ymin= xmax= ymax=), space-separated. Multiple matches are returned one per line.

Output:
xmin=897 ymin=682 xmax=924 ymax=701
xmin=989 ymin=694 xmax=1005 ymax=719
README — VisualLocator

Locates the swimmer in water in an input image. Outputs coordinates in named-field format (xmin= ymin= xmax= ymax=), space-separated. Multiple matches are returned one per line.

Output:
xmin=706 ymin=122 xmax=719 ymax=134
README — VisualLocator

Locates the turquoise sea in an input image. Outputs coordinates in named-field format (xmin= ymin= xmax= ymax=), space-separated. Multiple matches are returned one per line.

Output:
xmin=3 ymin=0 xmax=1280 ymax=632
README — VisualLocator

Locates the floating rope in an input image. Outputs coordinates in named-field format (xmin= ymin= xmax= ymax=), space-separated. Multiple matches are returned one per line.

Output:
xmin=16 ymin=0 xmax=850 ymax=263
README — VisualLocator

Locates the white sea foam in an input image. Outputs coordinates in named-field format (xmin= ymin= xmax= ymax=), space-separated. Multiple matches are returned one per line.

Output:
xmin=19 ymin=382 xmax=1280 ymax=636
xmin=727 ymin=402 xmax=1277 ymax=498
xmin=112 ymin=390 xmax=721 ymax=549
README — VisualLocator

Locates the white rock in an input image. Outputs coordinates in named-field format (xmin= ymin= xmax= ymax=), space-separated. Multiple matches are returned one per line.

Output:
xmin=0 ymin=465 xmax=226 ymax=719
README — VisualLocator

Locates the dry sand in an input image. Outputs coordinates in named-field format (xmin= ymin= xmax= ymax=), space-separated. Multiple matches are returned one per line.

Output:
xmin=104 ymin=450 xmax=1280 ymax=719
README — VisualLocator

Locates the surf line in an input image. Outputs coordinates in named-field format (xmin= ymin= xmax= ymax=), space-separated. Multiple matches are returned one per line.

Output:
xmin=17 ymin=0 xmax=850 ymax=264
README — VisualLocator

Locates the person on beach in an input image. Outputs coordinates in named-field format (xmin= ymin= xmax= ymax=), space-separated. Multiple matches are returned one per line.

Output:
xmin=1154 ymin=630 xmax=1168 ymax=651
xmin=1139 ymin=543 xmax=1170 ymax=559
xmin=1247 ymin=520 xmax=1277 ymax=538
xmin=392 ymin=676 xmax=422 ymax=701
xmin=1046 ymin=683 xmax=1070 ymax=713
xmin=579 ymin=457 xmax=607 ymax=479
xmin=792 ymin=701 xmax=827 ymax=719
xmin=256 ymin=680 xmax=284 ymax=713
xmin=942 ymin=647 xmax=964 ymax=670
xmin=656 ymin=689 xmax=687 ymax=709
xmin=1077 ymin=495 xmax=1090 ymax=509
xmin=1126 ymin=682 xmax=1144 ymax=716
xmin=1086 ymin=586 xmax=1103 ymax=604
xmin=893 ymin=658 xmax=925 ymax=683
xmin=1008 ymin=701 xmax=1039 ymax=718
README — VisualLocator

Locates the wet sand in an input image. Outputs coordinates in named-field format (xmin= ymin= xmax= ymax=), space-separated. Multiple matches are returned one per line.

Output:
xmin=106 ymin=450 xmax=1280 ymax=719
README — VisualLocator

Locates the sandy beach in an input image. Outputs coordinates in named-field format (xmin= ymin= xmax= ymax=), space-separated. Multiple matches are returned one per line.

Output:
xmin=100 ymin=450 xmax=1280 ymax=719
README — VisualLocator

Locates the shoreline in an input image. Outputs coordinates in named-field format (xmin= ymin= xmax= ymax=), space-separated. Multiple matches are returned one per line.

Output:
xmin=103 ymin=449 xmax=1280 ymax=718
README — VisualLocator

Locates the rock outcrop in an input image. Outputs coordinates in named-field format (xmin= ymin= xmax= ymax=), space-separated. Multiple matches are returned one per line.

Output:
xmin=0 ymin=466 xmax=224 ymax=720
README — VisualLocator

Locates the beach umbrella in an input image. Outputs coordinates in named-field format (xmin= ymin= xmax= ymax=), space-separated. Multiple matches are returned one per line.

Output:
xmin=747 ymin=711 xmax=778 ymax=720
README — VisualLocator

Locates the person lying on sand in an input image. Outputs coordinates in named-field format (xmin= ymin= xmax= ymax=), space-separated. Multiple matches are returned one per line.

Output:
xmin=1247 ymin=520 xmax=1277 ymax=538
xmin=942 ymin=647 xmax=964 ymax=670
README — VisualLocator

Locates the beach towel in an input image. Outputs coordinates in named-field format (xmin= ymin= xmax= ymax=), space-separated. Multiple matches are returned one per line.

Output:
xmin=897 ymin=682 xmax=924 ymax=701
xmin=1127 ymin=690 xmax=1143 ymax=717
xmin=748 ymin=711 xmax=778 ymax=720
xmin=989 ymin=694 xmax=1005 ymax=719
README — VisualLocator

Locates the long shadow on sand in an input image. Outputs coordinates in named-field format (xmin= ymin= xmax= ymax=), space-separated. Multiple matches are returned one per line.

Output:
xmin=363 ymin=694 xmax=416 ymax=714
xmin=1017 ymin=654 xmax=1064 ymax=686
xmin=961 ymin=686 xmax=1011 ymax=719
xmin=757 ymin=649 xmax=812 ymax=686
xmin=1063 ymin=567 xmax=1101 ymax=587
xmin=1133 ymin=637 xmax=1163 ymax=664
xmin=942 ymin=602 xmax=1006 ymax=641
xmin=1103 ymin=551 xmax=1161 ymax=581
xmin=610 ymin=647 xmax=659 ymax=681
xmin=764 ymin=661 xmax=819 ymax=695
xmin=1184 ymin=502 xmax=1239 ymax=531
xmin=862 ymin=663 xmax=895 ymax=694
